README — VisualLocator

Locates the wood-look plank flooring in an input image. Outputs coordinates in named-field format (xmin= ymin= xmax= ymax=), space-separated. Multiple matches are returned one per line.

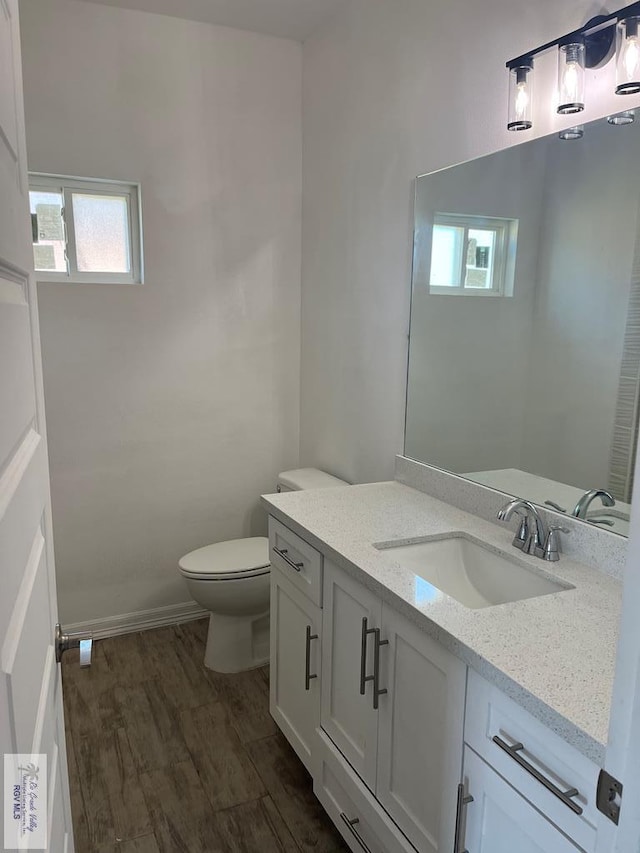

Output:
xmin=62 ymin=619 xmax=347 ymax=853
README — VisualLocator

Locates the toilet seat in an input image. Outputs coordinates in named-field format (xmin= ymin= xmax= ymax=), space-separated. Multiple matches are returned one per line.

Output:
xmin=178 ymin=537 xmax=270 ymax=582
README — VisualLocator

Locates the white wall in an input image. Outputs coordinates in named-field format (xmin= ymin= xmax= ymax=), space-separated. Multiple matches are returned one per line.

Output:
xmin=20 ymin=0 xmax=302 ymax=624
xmin=300 ymin=0 xmax=640 ymax=486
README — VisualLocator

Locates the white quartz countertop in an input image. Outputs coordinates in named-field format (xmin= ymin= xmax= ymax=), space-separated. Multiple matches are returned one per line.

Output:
xmin=261 ymin=481 xmax=622 ymax=764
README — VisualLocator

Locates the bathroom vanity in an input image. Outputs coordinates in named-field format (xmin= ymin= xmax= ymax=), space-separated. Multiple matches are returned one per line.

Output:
xmin=262 ymin=480 xmax=620 ymax=853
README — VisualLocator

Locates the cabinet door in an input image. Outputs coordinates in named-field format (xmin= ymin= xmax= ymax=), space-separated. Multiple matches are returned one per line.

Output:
xmin=376 ymin=605 xmax=466 ymax=853
xmin=270 ymin=569 xmax=321 ymax=772
xmin=462 ymin=748 xmax=581 ymax=853
xmin=321 ymin=560 xmax=381 ymax=791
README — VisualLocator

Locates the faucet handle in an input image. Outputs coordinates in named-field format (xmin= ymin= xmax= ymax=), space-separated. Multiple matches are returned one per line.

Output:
xmin=512 ymin=513 xmax=529 ymax=551
xmin=543 ymin=525 xmax=570 ymax=562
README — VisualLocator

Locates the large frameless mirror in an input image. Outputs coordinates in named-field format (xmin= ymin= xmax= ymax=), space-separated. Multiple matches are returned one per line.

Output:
xmin=406 ymin=112 xmax=640 ymax=536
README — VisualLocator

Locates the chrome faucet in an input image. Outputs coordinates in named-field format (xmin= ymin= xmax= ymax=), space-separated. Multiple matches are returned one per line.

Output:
xmin=572 ymin=489 xmax=615 ymax=519
xmin=497 ymin=498 xmax=569 ymax=561
xmin=497 ymin=499 xmax=547 ymax=558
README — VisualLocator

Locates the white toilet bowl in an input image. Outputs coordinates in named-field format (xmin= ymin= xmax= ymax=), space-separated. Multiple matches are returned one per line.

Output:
xmin=179 ymin=538 xmax=270 ymax=673
xmin=178 ymin=469 xmax=349 ymax=673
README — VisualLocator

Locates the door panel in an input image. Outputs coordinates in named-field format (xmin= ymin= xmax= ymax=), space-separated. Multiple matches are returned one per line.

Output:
xmin=270 ymin=569 xmax=321 ymax=771
xmin=377 ymin=605 xmax=466 ymax=853
xmin=0 ymin=430 xmax=46 ymax=630
xmin=321 ymin=561 xmax=380 ymax=791
xmin=0 ymin=0 xmax=73 ymax=849
xmin=5 ymin=528 xmax=49 ymax=750
xmin=0 ymin=275 xmax=36 ymax=463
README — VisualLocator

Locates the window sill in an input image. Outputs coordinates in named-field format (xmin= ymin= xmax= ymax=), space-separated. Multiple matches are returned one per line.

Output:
xmin=35 ymin=273 xmax=143 ymax=285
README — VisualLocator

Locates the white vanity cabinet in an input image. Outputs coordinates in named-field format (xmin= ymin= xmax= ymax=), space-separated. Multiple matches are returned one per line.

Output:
xmin=268 ymin=515 xmax=602 ymax=853
xmin=321 ymin=559 xmax=466 ymax=853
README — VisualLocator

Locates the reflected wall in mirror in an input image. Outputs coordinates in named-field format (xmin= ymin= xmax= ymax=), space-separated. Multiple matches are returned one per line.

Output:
xmin=406 ymin=113 xmax=640 ymax=537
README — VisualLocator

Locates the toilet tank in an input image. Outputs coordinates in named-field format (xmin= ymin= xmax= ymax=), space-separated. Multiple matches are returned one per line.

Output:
xmin=276 ymin=468 xmax=349 ymax=493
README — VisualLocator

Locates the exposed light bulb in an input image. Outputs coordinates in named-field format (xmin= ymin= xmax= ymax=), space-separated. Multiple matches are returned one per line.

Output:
xmin=515 ymin=82 xmax=529 ymax=120
xmin=563 ymin=62 xmax=579 ymax=101
xmin=557 ymin=42 xmax=585 ymax=114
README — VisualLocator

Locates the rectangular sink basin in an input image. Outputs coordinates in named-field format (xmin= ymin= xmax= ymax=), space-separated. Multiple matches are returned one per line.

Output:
xmin=376 ymin=534 xmax=573 ymax=609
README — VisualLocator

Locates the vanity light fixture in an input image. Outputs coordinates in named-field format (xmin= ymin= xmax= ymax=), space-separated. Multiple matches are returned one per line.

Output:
xmin=506 ymin=1 xmax=640 ymax=131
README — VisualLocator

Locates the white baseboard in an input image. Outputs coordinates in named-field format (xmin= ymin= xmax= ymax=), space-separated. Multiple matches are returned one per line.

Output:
xmin=65 ymin=601 xmax=208 ymax=641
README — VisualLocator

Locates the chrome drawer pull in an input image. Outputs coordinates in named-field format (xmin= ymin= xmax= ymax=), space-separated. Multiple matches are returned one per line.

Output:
xmin=340 ymin=813 xmax=373 ymax=853
xmin=492 ymin=735 xmax=583 ymax=815
xmin=454 ymin=783 xmax=474 ymax=853
xmin=273 ymin=547 xmax=303 ymax=573
xmin=305 ymin=625 xmax=319 ymax=690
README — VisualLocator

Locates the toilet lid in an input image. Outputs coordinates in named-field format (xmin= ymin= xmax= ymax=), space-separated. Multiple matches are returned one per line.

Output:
xmin=178 ymin=537 xmax=270 ymax=580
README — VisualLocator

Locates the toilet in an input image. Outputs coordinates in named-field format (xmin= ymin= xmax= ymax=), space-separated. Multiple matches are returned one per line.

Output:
xmin=178 ymin=468 xmax=349 ymax=673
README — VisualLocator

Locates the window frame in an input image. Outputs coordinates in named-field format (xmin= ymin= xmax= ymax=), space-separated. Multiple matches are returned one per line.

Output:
xmin=29 ymin=172 xmax=144 ymax=285
xmin=428 ymin=213 xmax=517 ymax=297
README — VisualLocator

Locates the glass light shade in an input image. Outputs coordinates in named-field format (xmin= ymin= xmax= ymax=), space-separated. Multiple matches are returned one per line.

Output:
xmin=616 ymin=16 xmax=640 ymax=95
xmin=557 ymin=42 xmax=585 ymax=114
xmin=508 ymin=62 xmax=533 ymax=131
xmin=608 ymin=110 xmax=635 ymax=124
xmin=559 ymin=125 xmax=584 ymax=141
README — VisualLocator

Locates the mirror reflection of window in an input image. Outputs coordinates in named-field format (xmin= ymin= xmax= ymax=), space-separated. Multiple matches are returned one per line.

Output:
xmin=428 ymin=213 xmax=517 ymax=296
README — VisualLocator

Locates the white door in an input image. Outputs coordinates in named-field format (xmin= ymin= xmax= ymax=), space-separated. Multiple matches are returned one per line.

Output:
xmin=462 ymin=748 xmax=581 ymax=853
xmin=270 ymin=568 xmax=321 ymax=772
xmin=321 ymin=561 xmax=380 ymax=791
xmin=376 ymin=604 xmax=466 ymax=853
xmin=0 ymin=1 xmax=74 ymax=851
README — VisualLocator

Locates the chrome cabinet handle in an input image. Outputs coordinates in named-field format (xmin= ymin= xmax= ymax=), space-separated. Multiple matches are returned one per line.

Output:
xmin=492 ymin=735 xmax=583 ymax=815
xmin=55 ymin=623 xmax=93 ymax=667
xmin=372 ymin=628 xmax=388 ymax=710
xmin=340 ymin=814 xmax=373 ymax=853
xmin=359 ymin=618 xmax=388 ymax=709
xmin=305 ymin=625 xmax=319 ymax=691
xmin=272 ymin=546 xmax=304 ymax=573
xmin=360 ymin=617 xmax=373 ymax=695
xmin=454 ymin=783 xmax=473 ymax=853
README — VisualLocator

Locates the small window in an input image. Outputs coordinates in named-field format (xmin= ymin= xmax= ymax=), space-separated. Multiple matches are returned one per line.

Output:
xmin=29 ymin=173 xmax=143 ymax=284
xmin=428 ymin=213 xmax=517 ymax=296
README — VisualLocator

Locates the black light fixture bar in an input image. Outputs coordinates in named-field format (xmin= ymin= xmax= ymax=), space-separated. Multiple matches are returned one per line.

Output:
xmin=506 ymin=0 xmax=640 ymax=71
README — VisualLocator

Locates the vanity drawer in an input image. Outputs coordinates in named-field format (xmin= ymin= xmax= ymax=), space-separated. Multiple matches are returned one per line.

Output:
xmin=269 ymin=517 xmax=323 ymax=606
xmin=314 ymin=729 xmax=417 ymax=853
xmin=465 ymin=669 xmax=599 ymax=853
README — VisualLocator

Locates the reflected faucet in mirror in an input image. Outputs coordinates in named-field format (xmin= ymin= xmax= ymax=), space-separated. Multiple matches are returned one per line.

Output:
xmin=572 ymin=489 xmax=615 ymax=519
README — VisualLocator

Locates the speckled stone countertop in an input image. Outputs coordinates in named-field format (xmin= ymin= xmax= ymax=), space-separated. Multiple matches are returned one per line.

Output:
xmin=261 ymin=481 xmax=622 ymax=765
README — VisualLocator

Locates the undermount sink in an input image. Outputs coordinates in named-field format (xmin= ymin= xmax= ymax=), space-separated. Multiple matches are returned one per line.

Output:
xmin=376 ymin=534 xmax=573 ymax=609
